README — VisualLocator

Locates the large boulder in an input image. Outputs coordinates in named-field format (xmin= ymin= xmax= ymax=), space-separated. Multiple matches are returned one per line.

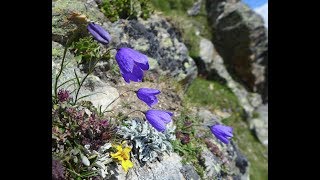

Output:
xmin=52 ymin=0 xmax=198 ymax=88
xmin=206 ymin=0 xmax=268 ymax=103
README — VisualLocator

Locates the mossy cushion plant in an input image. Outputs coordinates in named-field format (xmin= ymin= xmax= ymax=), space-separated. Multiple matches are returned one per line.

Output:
xmin=100 ymin=0 xmax=153 ymax=22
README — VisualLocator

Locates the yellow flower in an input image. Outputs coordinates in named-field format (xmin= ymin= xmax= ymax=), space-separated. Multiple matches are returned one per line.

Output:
xmin=110 ymin=142 xmax=133 ymax=172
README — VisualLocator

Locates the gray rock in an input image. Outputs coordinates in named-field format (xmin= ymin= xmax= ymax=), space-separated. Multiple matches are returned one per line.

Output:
xmin=206 ymin=0 xmax=268 ymax=103
xmin=250 ymin=104 xmax=268 ymax=147
xmin=187 ymin=0 xmax=202 ymax=16
xmin=117 ymin=153 xmax=185 ymax=180
xmin=199 ymin=38 xmax=214 ymax=74
xmin=201 ymin=147 xmax=221 ymax=179
xmin=181 ymin=164 xmax=201 ymax=180
xmin=235 ymin=152 xmax=248 ymax=174
xmin=230 ymin=142 xmax=250 ymax=180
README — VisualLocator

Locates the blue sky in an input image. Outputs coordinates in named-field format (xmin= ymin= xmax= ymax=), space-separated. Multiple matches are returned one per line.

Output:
xmin=242 ymin=0 xmax=268 ymax=9
xmin=242 ymin=0 xmax=268 ymax=28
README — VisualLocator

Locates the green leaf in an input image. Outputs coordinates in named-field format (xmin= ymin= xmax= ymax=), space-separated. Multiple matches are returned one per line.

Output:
xmin=74 ymin=69 xmax=81 ymax=87
xmin=74 ymin=55 xmax=82 ymax=63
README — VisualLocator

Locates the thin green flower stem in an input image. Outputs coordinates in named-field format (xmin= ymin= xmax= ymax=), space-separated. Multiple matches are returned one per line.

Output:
xmin=105 ymin=47 xmax=117 ymax=52
xmin=118 ymin=109 xmax=145 ymax=120
xmin=67 ymin=168 xmax=82 ymax=177
xmin=54 ymin=45 xmax=68 ymax=101
xmin=73 ymin=58 xmax=100 ymax=104
xmin=81 ymin=170 xmax=98 ymax=177
xmin=102 ymin=90 xmax=135 ymax=113
xmin=71 ymin=46 xmax=116 ymax=105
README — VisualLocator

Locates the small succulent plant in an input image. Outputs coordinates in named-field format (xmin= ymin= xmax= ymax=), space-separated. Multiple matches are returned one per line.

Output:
xmin=118 ymin=117 xmax=175 ymax=163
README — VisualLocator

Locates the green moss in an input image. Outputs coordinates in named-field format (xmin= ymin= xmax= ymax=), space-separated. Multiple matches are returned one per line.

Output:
xmin=151 ymin=0 xmax=194 ymax=13
xmin=100 ymin=0 xmax=153 ymax=22
xmin=185 ymin=78 xmax=240 ymax=110
xmin=150 ymin=0 xmax=212 ymax=58
xmin=185 ymin=78 xmax=268 ymax=180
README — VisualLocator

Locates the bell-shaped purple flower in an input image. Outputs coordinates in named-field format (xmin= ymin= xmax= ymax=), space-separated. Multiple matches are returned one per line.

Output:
xmin=145 ymin=110 xmax=173 ymax=132
xmin=210 ymin=124 xmax=233 ymax=144
xmin=87 ymin=22 xmax=111 ymax=45
xmin=136 ymin=88 xmax=161 ymax=107
xmin=115 ymin=48 xmax=149 ymax=83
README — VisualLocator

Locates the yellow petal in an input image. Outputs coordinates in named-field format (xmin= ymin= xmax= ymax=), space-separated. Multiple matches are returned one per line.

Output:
xmin=122 ymin=147 xmax=131 ymax=159
xmin=115 ymin=145 xmax=123 ymax=152
xmin=123 ymin=147 xmax=131 ymax=154
xmin=110 ymin=152 xmax=121 ymax=158
xmin=121 ymin=159 xmax=133 ymax=172
xmin=118 ymin=156 xmax=124 ymax=161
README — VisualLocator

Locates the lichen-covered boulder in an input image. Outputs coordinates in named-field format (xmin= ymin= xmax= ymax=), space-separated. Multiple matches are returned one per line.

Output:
xmin=53 ymin=0 xmax=197 ymax=88
xmin=104 ymin=14 xmax=198 ymax=87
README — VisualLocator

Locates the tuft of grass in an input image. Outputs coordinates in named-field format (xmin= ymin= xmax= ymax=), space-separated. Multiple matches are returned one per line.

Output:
xmin=172 ymin=109 xmax=205 ymax=178
xmin=185 ymin=78 xmax=240 ymax=111
xmin=184 ymin=78 xmax=268 ymax=180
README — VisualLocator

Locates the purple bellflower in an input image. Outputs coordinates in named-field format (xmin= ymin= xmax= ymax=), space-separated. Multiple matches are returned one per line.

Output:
xmin=210 ymin=124 xmax=233 ymax=144
xmin=87 ymin=22 xmax=111 ymax=45
xmin=115 ymin=48 xmax=149 ymax=83
xmin=136 ymin=88 xmax=161 ymax=107
xmin=145 ymin=110 xmax=173 ymax=132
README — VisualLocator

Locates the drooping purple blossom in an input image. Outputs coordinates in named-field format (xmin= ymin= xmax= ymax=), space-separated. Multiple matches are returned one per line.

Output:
xmin=87 ymin=22 xmax=111 ymax=45
xmin=115 ymin=48 xmax=149 ymax=83
xmin=57 ymin=89 xmax=70 ymax=102
xmin=136 ymin=88 xmax=161 ymax=107
xmin=210 ymin=124 xmax=233 ymax=144
xmin=145 ymin=110 xmax=173 ymax=132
